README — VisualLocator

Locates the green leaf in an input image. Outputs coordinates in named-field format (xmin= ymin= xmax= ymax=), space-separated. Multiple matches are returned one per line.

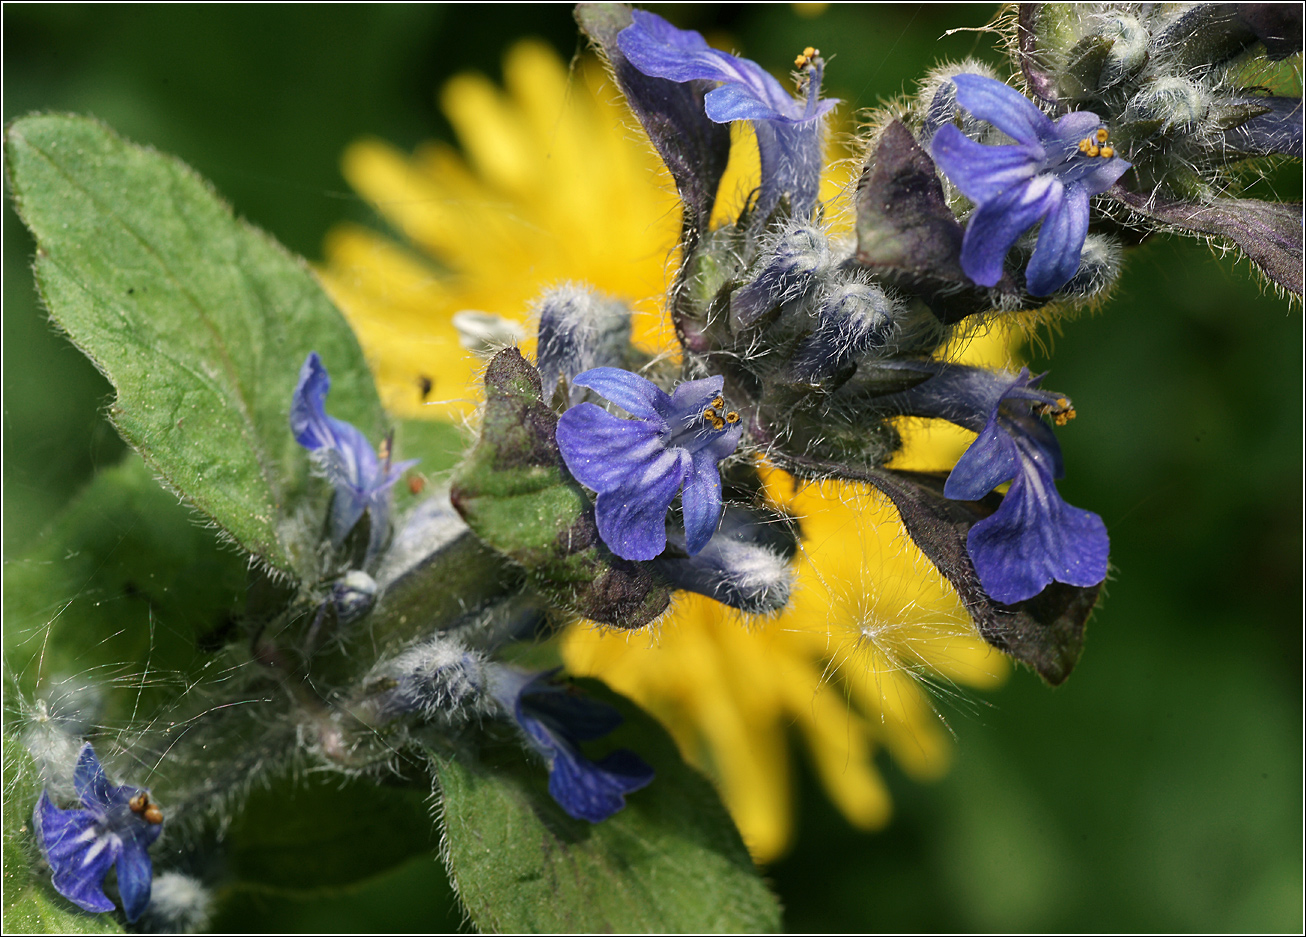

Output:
xmin=4 ymin=113 xmax=384 ymax=577
xmin=211 ymin=849 xmax=460 ymax=933
xmin=430 ymin=680 xmax=782 ymax=933
xmin=222 ymin=768 xmax=438 ymax=895
xmin=3 ymin=454 xmax=247 ymax=725
xmin=3 ymin=736 xmax=123 ymax=934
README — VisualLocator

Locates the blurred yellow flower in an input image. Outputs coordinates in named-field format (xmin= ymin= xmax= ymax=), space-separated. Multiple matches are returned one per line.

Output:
xmin=321 ymin=39 xmax=1010 ymax=862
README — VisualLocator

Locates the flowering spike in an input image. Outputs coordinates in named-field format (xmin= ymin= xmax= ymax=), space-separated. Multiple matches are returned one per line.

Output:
xmin=32 ymin=743 xmax=163 ymax=923
xmin=291 ymin=353 xmax=417 ymax=564
xmin=489 ymin=668 xmax=654 ymax=823
xmin=929 ymin=74 xmax=1130 ymax=296
xmin=556 ymin=368 xmax=742 ymax=561
xmin=617 ymin=8 xmax=837 ymax=219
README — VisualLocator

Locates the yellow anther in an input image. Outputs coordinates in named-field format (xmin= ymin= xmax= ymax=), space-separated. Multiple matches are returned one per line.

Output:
xmin=710 ymin=416 xmax=726 ymax=431
xmin=129 ymin=793 xmax=148 ymax=814
xmin=1078 ymin=138 xmax=1092 ymax=153
xmin=702 ymin=407 xmax=717 ymax=421
xmin=1038 ymin=397 xmax=1077 ymax=426
xmin=1086 ymin=144 xmax=1100 ymax=157
xmin=711 ymin=395 xmax=725 ymax=410
xmin=725 ymin=411 xmax=740 ymax=424
xmin=1100 ymin=145 xmax=1114 ymax=158
xmin=1096 ymin=127 xmax=1109 ymax=143
xmin=794 ymin=46 xmax=819 ymax=69
xmin=377 ymin=435 xmax=391 ymax=462
xmin=143 ymin=804 xmax=163 ymax=825
xmin=794 ymin=53 xmax=807 ymax=68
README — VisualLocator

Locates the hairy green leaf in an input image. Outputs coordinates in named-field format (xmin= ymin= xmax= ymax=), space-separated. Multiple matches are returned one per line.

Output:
xmin=430 ymin=680 xmax=781 ymax=933
xmin=3 ymin=454 xmax=247 ymax=726
xmin=5 ymin=113 xmax=384 ymax=577
xmin=222 ymin=769 xmax=438 ymax=895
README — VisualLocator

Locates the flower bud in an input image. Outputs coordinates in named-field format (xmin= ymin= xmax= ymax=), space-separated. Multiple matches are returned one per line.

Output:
xmin=1097 ymin=14 xmax=1150 ymax=87
xmin=330 ymin=570 xmax=378 ymax=625
xmin=135 ymin=872 xmax=213 ymax=934
xmin=1129 ymin=76 xmax=1209 ymax=130
xmin=730 ymin=224 xmax=830 ymax=330
xmin=364 ymin=635 xmax=491 ymax=724
xmin=787 ymin=280 xmax=898 ymax=385
xmin=534 ymin=285 xmax=633 ymax=405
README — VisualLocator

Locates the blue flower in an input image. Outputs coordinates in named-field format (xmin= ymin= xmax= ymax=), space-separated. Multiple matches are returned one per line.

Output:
xmin=32 ymin=743 xmax=163 ymax=922
xmin=929 ymin=74 xmax=1131 ymax=296
xmin=884 ymin=362 xmax=1108 ymax=604
xmin=291 ymin=352 xmax=417 ymax=562
xmin=555 ymin=368 xmax=742 ymax=561
xmin=490 ymin=669 xmax=655 ymax=823
xmin=617 ymin=8 xmax=837 ymax=218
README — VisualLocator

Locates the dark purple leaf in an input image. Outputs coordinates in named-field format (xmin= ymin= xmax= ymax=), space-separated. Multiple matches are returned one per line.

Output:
xmin=575 ymin=3 xmax=730 ymax=240
xmin=776 ymin=453 xmax=1099 ymax=685
xmin=1223 ymin=96 xmax=1303 ymax=158
xmin=1108 ymin=183 xmax=1303 ymax=294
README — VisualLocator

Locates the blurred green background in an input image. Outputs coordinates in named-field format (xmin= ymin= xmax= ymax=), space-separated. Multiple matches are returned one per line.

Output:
xmin=4 ymin=4 xmax=1300 ymax=932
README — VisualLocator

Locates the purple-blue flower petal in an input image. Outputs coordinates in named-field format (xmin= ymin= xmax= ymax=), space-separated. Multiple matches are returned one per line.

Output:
xmin=951 ymin=73 xmax=1053 ymax=145
xmin=930 ymin=124 xmax=1042 ymax=205
xmin=960 ymin=175 xmax=1062 ymax=286
xmin=72 ymin=743 xmax=114 ymax=811
xmin=504 ymin=672 xmax=655 ymax=823
xmin=556 ymin=403 xmax=668 ymax=493
xmin=967 ymin=451 xmax=1109 ymax=604
xmin=1049 ymin=110 xmax=1104 ymax=145
xmin=1026 ymin=184 xmax=1091 ymax=296
xmin=546 ymin=745 xmax=655 ymax=824
xmin=115 ymin=838 xmax=155 ymax=923
xmin=594 ymin=449 xmax=691 ymax=560
xmin=571 ymin=367 xmax=671 ymax=420
xmin=667 ymin=375 xmax=725 ymax=420
xmin=34 ymin=793 xmax=118 ymax=914
xmin=1075 ymin=155 xmax=1132 ymax=195
xmin=519 ymin=681 xmax=625 ymax=742
xmin=292 ymin=352 xmax=411 ymax=556
xmin=619 ymin=10 xmax=798 ymax=119
xmin=943 ymin=420 xmax=1019 ymax=502
xmin=682 ymin=448 xmax=726 ymax=555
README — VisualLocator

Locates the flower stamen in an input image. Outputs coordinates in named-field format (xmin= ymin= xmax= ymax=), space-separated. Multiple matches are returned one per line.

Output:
xmin=1037 ymin=396 xmax=1077 ymax=426
xmin=128 ymin=791 xmax=164 ymax=824
xmin=1078 ymin=127 xmax=1115 ymax=159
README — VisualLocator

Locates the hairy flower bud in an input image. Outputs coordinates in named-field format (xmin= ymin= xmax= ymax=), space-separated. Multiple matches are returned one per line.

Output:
xmin=1128 ymin=76 xmax=1208 ymax=130
xmin=363 ymin=635 xmax=492 ymax=724
xmin=787 ymin=279 xmax=898 ymax=385
xmin=534 ymin=284 xmax=634 ymax=405
xmin=135 ymin=872 xmax=213 ymax=934
xmin=730 ymin=223 xmax=830 ymax=330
